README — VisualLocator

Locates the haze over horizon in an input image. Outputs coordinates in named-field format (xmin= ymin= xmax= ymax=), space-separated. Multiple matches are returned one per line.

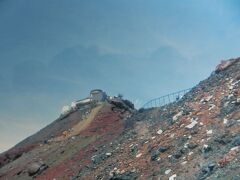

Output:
xmin=1 ymin=0 xmax=240 ymax=152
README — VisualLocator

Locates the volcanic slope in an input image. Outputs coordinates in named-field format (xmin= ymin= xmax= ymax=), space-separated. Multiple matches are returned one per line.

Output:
xmin=0 ymin=58 xmax=240 ymax=180
xmin=0 ymin=101 xmax=134 ymax=180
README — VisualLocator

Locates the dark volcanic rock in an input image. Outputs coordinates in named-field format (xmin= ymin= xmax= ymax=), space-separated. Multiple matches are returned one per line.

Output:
xmin=110 ymin=172 xmax=139 ymax=180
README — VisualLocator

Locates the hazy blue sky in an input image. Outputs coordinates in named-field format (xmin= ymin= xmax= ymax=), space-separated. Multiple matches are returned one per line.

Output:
xmin=0 ymin=0 xmax=240 ymax=152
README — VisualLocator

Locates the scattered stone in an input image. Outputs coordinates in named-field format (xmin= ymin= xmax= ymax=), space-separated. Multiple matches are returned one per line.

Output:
xmin=186 ymin=120 xmax=198 ymax=129
xmin=151 ymin=150 xmax=160 ymax=161
xmin=173 ymin=150 xmax=183 ymax=159
xmin=187 ymin=143 xmax=198 ymax=149
xmin=236 ymin=98 xmax=240 ymax=105
xmin=230 ymin=146 xmax=239 ymax=151
xmin=71 ymin=136 xmax=76 ymax=140
xmin=231 ymin=135 xmax=240 ymax=146
xmin=206 ymin=130 xmax=213 ymax=135
xmin=181 ymin=161 xmax=187 ymax=165
xmin=169 ymin=174 xmax=177 ymax=180
xmin=159 ymin=146 xmax=168 ymax=153
xmin=157 ymin=129 xmax=163 ymax=135
xmin=209 ymin=104 xmax=216 ymax=111
xmin=188 ymin=152 xmax=193 ymax=156
xmin=110 ymin=171 xmax=139 ymax=180
xmin=196 ymin=163 xmax=216 ymax=180
xmin=202 ymin=144 xmax=212 ymax=158
xmin=136 ymin=153 xmax=142 ymax=158
xmin=106 ymin=153 xmax=112 ymax=157
xmin=173 ymin=111 xmax=183 ymax=121
xmin=223 ymin=118 xmax=228 ymax=124
xmin=151 ymin=136 xmax=156 ymax=140
xmin=165 ymin=169 xmax=171 ymax=175
xmin=205 ymin=95 xmax=213 ymax=102
xmin=214 ymin=134 xmax=232 ymax=145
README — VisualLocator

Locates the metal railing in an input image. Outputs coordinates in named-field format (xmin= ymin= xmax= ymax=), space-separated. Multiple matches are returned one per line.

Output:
xmin=142 ymin=88 xmax=192 ymax=109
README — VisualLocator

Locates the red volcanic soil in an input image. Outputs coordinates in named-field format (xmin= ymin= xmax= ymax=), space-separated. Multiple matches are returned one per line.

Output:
xmin=36 ymin=104 xmax=125 ymax=180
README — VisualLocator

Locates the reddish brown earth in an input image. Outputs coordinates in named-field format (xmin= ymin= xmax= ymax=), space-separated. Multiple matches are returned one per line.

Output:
xmin=0 ymin=58 xmax=240 ymax=180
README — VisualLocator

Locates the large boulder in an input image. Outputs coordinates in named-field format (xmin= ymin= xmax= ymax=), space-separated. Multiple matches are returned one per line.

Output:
xmin=27 ymin=161 xmax=48 ymax=176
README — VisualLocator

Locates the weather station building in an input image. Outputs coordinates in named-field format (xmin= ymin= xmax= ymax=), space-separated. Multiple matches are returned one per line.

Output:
xmin=60 ymin=89 xmax=107 ymax=117
xmin=90 ymin=89 xmax=107 ymax=102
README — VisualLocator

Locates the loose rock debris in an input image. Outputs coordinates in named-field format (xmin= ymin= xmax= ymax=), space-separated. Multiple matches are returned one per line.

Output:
xmin=0 ymin=58 xmax=240 ymax=179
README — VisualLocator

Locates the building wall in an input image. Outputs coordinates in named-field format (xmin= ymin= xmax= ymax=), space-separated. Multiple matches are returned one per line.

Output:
xmin=90 ymin=90 xmax=106 ymax=102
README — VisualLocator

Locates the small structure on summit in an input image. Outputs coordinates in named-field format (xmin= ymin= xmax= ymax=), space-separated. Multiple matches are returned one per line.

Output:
xmin=61 ymin=89 xmax=107 ymax=116
xmin=90 ymin=89 xmax=107 ymax=102
xmin=74 ymin=97 xmax=92 ymax=108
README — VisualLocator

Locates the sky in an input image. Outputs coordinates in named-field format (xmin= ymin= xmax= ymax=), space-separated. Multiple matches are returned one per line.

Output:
xmin=0 ymin=0 xmax=240 ymax=152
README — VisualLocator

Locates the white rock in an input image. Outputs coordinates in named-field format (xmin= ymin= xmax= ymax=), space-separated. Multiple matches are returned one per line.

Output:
xmin=165 ymin=169 xmax=171 ymax=175
xmin=181 ymin=161 xmax=187 ymax=165
xmin=224 ymin=101 xmax=229 ymax=107
xmin=106 ymin=153 xmax=112 ymax=156
xmin=173 ymin=111 xmax=183 ymax=121
xmin=209 ymin=104 xmax=216 ymax=111
xmin=169 ymin=174 xmax=177 ymax=180
xmin=203 ymin=144 xmax=208 ymax=149
xmin=206 ymin=130 xmax=213 ymax=135
xmin=223 ymin=119 xmax=228 ymax=124
xmin=232 ymin=80 xmax=240 ymax=86
xmin=185 ymin=120 xmax=198 ymax=129
xmin=136 ymin=153 xmax=142 ymax=158
xmin=180 ymin=124 xmax=185 ymax=128
xmin=188 ymin=152 xmax=193 ymax=156
xmin=184 ymin=143 xmax=189 ymax=148
xmin=237 ymin=98 xmax=240 ymax=103
xmin=205 ymin=95 xmax=213 ymax=102
xmin=170 ymin=134 xmax=175 ymax=138
xmin=120 ymin=170 xmax=125 ymax=174
xmin=157 ymin=129 xmax=163 ymax=135
xmin=151 ymin=136 xmax=156 ymax=140
xmin=230 ymin=146 xmax=239 ymax=151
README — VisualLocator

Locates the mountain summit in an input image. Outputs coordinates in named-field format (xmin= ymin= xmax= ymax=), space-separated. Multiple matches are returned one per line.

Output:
xmin=0 ymin=58 xmax=240 ymax=180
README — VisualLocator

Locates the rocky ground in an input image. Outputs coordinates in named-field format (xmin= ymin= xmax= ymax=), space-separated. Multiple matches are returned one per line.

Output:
xmin=0 ymin=58 xmax=240 ymax=180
